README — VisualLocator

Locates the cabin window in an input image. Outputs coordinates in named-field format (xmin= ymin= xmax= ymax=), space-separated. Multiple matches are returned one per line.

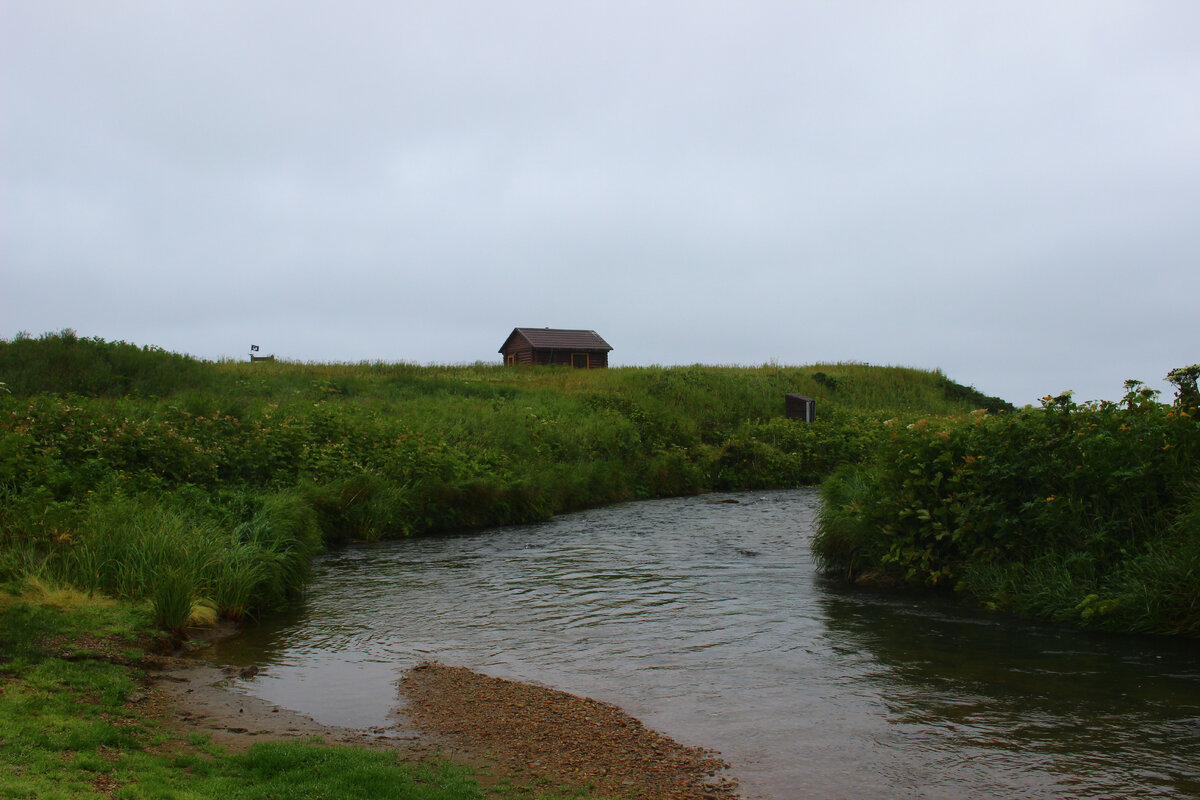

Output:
xmin=505 ymin=353 xmax=516 ymax=365
xmin=571 ymin=353 xmax=589 ymax=369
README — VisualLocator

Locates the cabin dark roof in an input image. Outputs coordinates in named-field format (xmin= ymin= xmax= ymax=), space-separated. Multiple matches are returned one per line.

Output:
xmin=500 ymin=328 xmax=613 ymax=353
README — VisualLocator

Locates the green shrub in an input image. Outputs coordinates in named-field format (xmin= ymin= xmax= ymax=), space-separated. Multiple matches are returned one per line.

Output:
xmin=814 ymin=372 xmax=1200 ymax=635
xmin=0 ymin=329 xmax=209 ymax=397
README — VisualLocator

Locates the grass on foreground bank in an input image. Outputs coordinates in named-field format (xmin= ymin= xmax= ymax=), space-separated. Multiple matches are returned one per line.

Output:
xmin=0 ymin=582 xmax=617 ymax=800
xmin=0 ymin=331 xmax=1005 ymax=630
xmin=814 ymin=370 xmax=1200 ymax=637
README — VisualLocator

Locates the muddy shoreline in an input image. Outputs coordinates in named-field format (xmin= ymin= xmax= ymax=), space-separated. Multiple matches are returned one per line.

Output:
xmin=150 ymin=650 xmax=740 ymax=800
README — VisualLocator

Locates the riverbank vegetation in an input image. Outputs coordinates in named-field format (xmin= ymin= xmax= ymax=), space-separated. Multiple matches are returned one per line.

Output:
xmin=0 ymin=330 xmax=1001 ymax=627
xmin=814 ymin=369 xmax=1200 ymax=637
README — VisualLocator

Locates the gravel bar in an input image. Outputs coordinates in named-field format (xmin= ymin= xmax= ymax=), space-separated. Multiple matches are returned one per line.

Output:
xmin=400 ymin=662 xmax=740 ymax=800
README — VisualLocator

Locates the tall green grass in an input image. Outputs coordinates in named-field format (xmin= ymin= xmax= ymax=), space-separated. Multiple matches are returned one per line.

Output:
xmin=27 ymin=493 xmax=322 ymax=627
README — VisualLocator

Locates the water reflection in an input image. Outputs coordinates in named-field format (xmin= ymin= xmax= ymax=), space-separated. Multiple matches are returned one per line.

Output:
xmin=203 ymin=490 xmax=1200 ymax=799
xmin=815 ymin=582 xmax=1200 ymax=798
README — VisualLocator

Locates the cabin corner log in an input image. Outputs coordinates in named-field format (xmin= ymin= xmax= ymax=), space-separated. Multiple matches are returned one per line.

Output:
xmin=785 ymin=394 xmax=816 ymax=422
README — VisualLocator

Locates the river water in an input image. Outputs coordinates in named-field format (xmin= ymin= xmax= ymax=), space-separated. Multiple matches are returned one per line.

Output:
xmin=204 ymin=489 xmax=1200 ymax=799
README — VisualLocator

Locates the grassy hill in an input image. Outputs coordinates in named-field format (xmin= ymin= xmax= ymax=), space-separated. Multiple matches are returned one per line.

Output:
xmin=0 ymin=330 xmax=1007 ymax=627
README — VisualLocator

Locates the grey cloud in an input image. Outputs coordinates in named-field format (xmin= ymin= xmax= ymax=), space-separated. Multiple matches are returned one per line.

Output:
xmin=3 ymin=1 xmax=1198 ymax=404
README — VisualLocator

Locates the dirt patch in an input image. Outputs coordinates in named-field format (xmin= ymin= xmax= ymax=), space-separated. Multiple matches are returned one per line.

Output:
xmin=90 ymin=772 xmax=125 ymax=798
xmin=401 ymin=662 xmax=739 ymax=800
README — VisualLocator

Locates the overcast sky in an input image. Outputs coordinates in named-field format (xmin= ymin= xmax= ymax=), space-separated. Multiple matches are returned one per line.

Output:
xmin=3 ymin=2 xmax=1197 ymax=406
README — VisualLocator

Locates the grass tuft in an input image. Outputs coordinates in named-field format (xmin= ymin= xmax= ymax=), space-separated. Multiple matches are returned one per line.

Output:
xmin=151 ymin=568 xmax=197 ymax=633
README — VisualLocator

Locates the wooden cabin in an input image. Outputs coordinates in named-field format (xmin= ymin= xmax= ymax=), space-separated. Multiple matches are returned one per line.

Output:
xmin=499 ymin=328 xmax=613 ymax=368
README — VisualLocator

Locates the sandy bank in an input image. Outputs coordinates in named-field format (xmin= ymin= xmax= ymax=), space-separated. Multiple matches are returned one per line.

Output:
xmin=149 ymin=655 xmax=740 ymax=800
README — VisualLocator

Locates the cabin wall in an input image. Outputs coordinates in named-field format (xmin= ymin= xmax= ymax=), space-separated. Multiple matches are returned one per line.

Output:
xmin=502 ymin=346 xmax=534 ymax=365
xmin=534 ymin=350 xmax=570 ymax=366
xmin=501 ymin=346 xmax=608 ymax=368
xmin=535 ymin=349 xmax=608 ymax=368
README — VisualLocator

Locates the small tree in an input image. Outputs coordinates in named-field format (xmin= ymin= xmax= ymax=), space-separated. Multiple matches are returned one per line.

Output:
xmin=1165 ymin=365 xmax=1200 ymax=408
xmin=1121 ymin=379 xmax=1160 ymax=410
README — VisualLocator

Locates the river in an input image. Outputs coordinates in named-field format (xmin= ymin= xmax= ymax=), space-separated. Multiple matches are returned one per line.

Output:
xmin=203 ymin=489 xmax=1200 ymax=799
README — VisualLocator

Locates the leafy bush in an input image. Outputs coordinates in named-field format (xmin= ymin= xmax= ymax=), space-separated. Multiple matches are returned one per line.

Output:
xmin=814 ymin=372 xmax=1200 ymax=635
